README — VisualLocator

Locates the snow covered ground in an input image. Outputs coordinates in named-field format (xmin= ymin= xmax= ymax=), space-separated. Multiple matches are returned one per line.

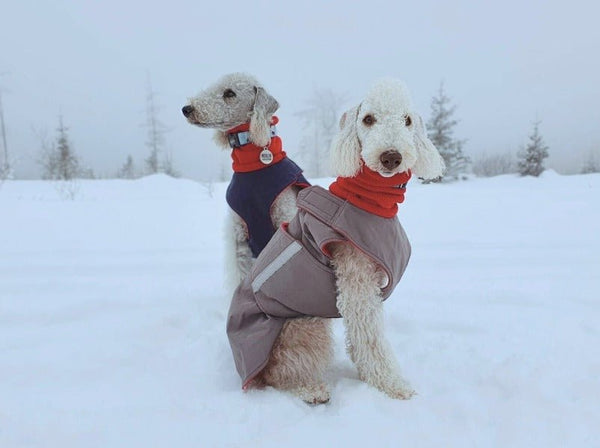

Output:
xmin=1 ymin=172 xmax=599 ymax=447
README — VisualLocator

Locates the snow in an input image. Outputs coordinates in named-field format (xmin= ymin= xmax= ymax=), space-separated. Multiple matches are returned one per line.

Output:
xmin=1 ymin=172 xmax=599 ymax=447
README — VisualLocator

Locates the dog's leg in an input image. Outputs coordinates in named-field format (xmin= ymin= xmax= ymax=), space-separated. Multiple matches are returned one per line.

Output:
xmin=225 ymin=186 xmax=299 ymax=293
xmin=270 ymin=186 xmax=301 ymax=227
xmin=256 ymin=317 xmax=332 ymax=404
xmin=224 ymin=210 xmax=254 ymax=292
xmin=332 ymin=244 xmax=415 ymax=400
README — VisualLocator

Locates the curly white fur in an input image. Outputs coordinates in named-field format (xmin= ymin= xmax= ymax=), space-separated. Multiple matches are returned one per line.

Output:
xmin=330 ymin=244 xmax=415 ymax=399
xmin=256 ymin=79 xmax=444 ymax=403
xmin=184 ymin=73 xmax=279 ymax=147
xmin=331 ymin=78 xmax=445 ymax=180
xmin=183 ymin=73 xmax=299 ymax=293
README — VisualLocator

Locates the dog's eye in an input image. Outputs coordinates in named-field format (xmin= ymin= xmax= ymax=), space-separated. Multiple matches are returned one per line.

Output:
xmin=223 ymin=89 xmax=236 ymax=99
xmin=405 ymin=115 xmax=412 ymax=126
xmin=362 ymin=114 xmax=376 ymax=126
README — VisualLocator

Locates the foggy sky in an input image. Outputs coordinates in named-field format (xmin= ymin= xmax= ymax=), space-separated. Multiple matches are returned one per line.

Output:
xmin=2 ymin=0 xmax=599 ymax=180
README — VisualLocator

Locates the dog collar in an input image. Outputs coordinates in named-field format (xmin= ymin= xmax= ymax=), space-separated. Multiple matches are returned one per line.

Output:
xmin=226 ymin=116 xmax=287 ymax=172
xmin=226 ymin=116 xmax=279 ymax=148
xmin=227 ymin=125 xmax=277 ymax=148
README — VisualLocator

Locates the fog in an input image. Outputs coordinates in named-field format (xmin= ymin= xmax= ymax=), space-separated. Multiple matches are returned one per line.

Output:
xmin=2 ymin=0 xmax=599 ymax=180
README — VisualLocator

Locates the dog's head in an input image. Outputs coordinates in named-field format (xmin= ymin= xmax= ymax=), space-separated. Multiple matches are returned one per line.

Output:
xmin=330 ymin=78 xmax=445 ymax=180
xmin=182 ymin=72 xmax=279 ymax=148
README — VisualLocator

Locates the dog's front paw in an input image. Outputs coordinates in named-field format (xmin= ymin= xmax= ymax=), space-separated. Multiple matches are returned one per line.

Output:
xmin=382 ymin=378 xmax=416 ymax=400
xmin=362 ymin=372 xmax=415 ymax=400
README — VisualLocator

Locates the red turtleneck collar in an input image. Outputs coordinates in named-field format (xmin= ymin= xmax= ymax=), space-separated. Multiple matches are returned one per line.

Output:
xmin=227 ymin=116 xmax=286 ymax=173
xmin=329 ymin=163 xmax=411 ymax=218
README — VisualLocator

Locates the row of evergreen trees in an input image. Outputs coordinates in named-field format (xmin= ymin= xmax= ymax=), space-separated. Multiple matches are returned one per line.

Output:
xmin=295 ymin=82 xmax=573 ymax=182
xmin=12 ymin=81 xmax=598 ymax=182
xmin=426 ymin=83 xmax=553 ymax=179
xmin=37 ymin=77 xmax=178 ymax=181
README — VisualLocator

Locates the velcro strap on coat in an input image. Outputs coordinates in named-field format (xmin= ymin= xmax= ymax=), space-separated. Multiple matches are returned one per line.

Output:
xmin=295 ymin=186 xmax=345 ymax=226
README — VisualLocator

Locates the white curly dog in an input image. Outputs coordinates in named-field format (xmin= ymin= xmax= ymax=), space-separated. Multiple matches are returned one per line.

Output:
xmin=182 ymin=73 xmax=306 ymax=289
xmin=229 ymin=78 xmax=445 ymax=404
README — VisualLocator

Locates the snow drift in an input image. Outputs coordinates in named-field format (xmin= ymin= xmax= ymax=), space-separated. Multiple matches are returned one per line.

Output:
xmin=1 ymin=172 xmax=599 ymax=447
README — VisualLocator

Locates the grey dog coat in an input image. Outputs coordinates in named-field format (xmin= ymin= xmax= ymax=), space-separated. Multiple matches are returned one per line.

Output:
xmin=226 ymin=185 xmax=412 ymax=387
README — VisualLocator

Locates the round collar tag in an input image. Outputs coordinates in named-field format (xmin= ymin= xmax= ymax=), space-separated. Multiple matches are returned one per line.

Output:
xmin=260 ymin=148 xmax=274 ymax=165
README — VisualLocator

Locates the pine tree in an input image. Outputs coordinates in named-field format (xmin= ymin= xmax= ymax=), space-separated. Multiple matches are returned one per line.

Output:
xmin=38 ymin=118 xmax=80 ymax=180
xmin=144 ymin=76 xmax=168 ymax=175
xmin=55 ymin=117 xmax=79 ymax=180
xmin=118 ymin=154 xmax=136 ymax=179
xmin=517 ymin=121 xmax=548 ymax=177
xmin=40 ymin=116 xmax=80 ymax=180
xmin=427 ymin=82 xmax=469 ymax=181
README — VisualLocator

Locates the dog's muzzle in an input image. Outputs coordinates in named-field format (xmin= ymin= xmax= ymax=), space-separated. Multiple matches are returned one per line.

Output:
xmin=182 ymin=105 xmax=194 ymax=117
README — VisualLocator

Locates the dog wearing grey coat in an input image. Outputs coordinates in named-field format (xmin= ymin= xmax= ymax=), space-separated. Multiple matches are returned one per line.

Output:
xmin=227 ymin=78 xmax=446 ymax=404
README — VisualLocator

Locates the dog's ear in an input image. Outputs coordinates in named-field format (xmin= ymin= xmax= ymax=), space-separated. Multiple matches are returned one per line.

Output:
xmin=249 ymin=86 xmax=279 ymax=147
xmin=330 ymin=106 xmax=362 ymax=177
xmin=411 ymin=114 xmax=446 ymax=180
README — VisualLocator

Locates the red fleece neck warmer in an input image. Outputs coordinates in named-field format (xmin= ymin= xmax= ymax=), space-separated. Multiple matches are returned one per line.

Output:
xmin=329 ymin=164 xmax=411 ymax=218
xmin=227 ymin=116 xmax=286 ymax=173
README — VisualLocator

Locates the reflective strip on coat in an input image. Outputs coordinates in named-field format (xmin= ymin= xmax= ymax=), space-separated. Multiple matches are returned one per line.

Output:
xmin=226 ymin=185 xmax=412 ymax=387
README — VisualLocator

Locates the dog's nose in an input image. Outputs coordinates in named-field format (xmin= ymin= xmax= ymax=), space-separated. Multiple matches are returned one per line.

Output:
xmin=380 ymin=151 xmax=402 ymax=170
xmin=182 ymin=105 xmax=194 ymax=117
